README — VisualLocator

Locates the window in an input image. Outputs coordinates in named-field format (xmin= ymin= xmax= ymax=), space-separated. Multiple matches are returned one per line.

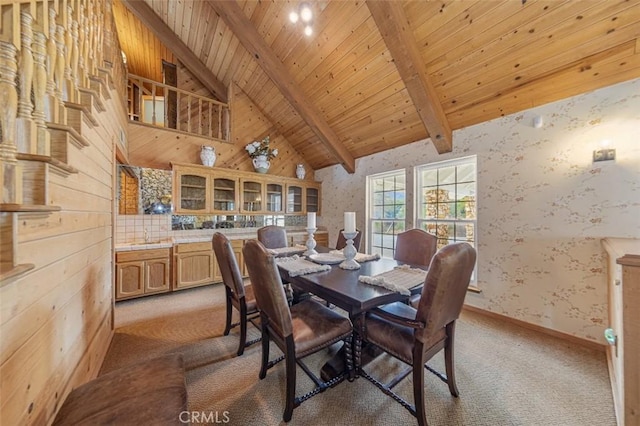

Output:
xmin=367 ymin=170 xmax=406 ymax=258
xmin=415 ymin=156 xmax=477 ymax=252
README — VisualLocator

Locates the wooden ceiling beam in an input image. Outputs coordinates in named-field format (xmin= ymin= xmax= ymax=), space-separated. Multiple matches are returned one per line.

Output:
xmin=121 ymin=0 xmax=228 ymax=103
xmin=207 ymin=0 xmax=356 ymax=173
xmin=366 ymin=0 xmax=452 ymax=154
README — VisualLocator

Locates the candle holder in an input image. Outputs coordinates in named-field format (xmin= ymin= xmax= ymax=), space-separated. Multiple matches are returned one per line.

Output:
xmin=304 ymin=227 xmax=318 ymax=256
xmin=339 ymin=231 xmax=360 ymax=270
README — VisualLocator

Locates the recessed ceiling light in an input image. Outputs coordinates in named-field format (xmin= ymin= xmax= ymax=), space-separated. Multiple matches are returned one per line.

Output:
xmin=300 ymin=4 xmax=312 ymax=22
xmin=304 ymin=25 xmax=313 ymax=36
xmin=289 ymin=11 xmax=299 ymax=23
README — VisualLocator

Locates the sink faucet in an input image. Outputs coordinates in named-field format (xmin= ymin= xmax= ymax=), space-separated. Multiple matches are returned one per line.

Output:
xmin=144 ymin=228 xmax=149 ymax=243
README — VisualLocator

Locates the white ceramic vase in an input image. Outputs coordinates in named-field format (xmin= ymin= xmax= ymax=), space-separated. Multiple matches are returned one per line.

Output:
xmin=296 ymin=163 xmax=306 ymax=179
xmin=252 ymin=155 xmax=270 ymax=173
xmin=200 ymin=146 xmax=216 ymax=167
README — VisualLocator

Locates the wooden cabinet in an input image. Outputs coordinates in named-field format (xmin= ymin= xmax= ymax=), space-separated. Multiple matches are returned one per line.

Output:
xmin=286 ymin=184 xmax=304 ymax=214
xmin=174 ymin=169 xmax=209 ymax=214
xmin=212 ymin=175 xmax=238 ymax=213
xmin=172 ymin=162 xmax=322 ymax=216
xmin=602 ymin=238 xmax=640 ymax=426
xmin=305 ymin=183 xmax=321 ymax=214
xmin=240 ymin=178 xmax=263 ymax=213
xmin=174 ymin=242 xmax=216 ymax=289
xmin=116 ymin=248 xmax=171 ymax=300
xmin=288 ymin=231 xmax=329 ymax=248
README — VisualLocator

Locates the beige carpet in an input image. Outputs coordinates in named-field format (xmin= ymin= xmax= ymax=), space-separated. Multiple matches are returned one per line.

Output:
xmin=102 ymin=285 xmax=616 ymax=426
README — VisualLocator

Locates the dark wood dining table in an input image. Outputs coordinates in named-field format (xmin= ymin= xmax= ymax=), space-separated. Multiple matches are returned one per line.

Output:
xmin=277 ymin=247 xmax=425 ymax=380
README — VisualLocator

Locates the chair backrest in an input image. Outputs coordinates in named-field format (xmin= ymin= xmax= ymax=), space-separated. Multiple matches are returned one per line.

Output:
xmin=243 ymin=239 xmax=292 ymax=337
xmin=257 ymin=225 xmax=288 ymax=249
xmin=212 ymin=232 xmax=245 ymax=298
xmin=394 ymin=229 xmax=437 ymax=267
xmin=414 ymin=242 xmax=476 ymax=344
xmin=335 ymin=229 xmax=362 ymax=252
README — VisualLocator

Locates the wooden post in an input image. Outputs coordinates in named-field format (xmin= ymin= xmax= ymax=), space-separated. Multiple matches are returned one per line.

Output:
xmin=0 ymin=41 xmax=23 ymax=205
xmin=44 ymin=7 xmax=58 ymax=123
xmin=32 ymin=31 xmax=50 ymax=155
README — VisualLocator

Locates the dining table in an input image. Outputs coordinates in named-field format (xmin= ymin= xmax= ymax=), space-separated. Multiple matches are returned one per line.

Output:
xmin=277 ymin=246 xmax=426 ymax=381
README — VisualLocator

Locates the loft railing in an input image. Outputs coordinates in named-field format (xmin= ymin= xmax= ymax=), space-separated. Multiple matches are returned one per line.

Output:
xmin=127 ymin=74 xmax=230 ymax=142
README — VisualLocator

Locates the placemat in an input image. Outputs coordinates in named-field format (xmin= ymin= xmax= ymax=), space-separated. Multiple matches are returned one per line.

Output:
xmin=276 ymin=255 xmax=331 ymax=277
xmin=329 ymin=249 xmax=381 ymax=263
xmin=267 ymin=245 xmax=307 ymax=257
xmin=358 ymin=264 xmax=427 ymax=295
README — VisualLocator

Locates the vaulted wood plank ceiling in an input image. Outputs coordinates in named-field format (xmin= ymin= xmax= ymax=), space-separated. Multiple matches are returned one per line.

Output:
xmin=113 ymin=0 xmax=640 ymax=172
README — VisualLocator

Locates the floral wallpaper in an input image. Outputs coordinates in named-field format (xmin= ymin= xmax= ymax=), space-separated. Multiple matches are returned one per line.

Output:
xmin=316 ymin=78 xmax=640 ymax=343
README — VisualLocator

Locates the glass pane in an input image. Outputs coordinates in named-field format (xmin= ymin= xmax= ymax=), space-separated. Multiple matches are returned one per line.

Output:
xmin=438 ymin=166 xmax=456 ymax=184
xmin=394 ymin=204 xmax=405 ymax=219
xmin=373 ymin=192 xmax=384 ymax=205
xmin=456 ymin=182 xmax=475 ymax=201
xmin=372 ymin=232 xmax=382 ymax=246
xmin=423 ymin=221 xmax=438 ymax=236
xmin=437 ymin=202 xmax=456 ymax=219
xmin=372 ymin=206 xmax=383 ymax=219
xmin=457 ymin=198 xmax=476 ymax=219
xmin=438 ymin=184 xmax=456 ymax=201
xmin=455 ymin=223 xmax=475 ymax=241
xmin=457 ymin=162 xmax=476 ymax=183
xmin=421 ymin=169 xmax=437 ymax=186
xmin=383 ymin=191 xmax=397 ymax=205
xmin=435 ymin=224 xmax=454 ymax=240
xmin=383 ymin=205 xmax=396 ymax=219
xmin=373 ymin=178 xmax=384 ymax=192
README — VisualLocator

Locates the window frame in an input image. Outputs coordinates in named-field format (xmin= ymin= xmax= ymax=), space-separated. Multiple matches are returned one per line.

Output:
xmin=366 ymin=169 xmax=406 ymax=259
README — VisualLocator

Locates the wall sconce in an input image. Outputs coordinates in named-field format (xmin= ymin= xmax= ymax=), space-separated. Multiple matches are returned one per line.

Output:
xmin=593 ymin=139 xmax=616 ymax=162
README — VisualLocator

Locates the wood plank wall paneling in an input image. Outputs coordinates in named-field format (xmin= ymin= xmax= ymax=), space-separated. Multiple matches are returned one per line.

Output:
xmin=128 ymin=81 xmax=317 ymax=182
xmin=0 ymin=12 xmax=129 ymax=423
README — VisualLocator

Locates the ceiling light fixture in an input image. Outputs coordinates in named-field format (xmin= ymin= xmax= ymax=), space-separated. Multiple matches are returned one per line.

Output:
xmin=289 ymin=2 xmax=314 ymax=37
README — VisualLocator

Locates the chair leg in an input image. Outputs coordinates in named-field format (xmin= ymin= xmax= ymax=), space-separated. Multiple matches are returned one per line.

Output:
xmin=444 ymin=322 xmax=459 ymax=397
xmin=237 ymin=302 xmax=247 ymax=356
xmin=223 ymin=290 xmax=232 ymax=336
xmin=413 ymin=345 xmax=428 ymax=426
xmin=259 ymin=317 xmax=270 ymax=380
xmin=283 ymin=340 xmax=296 ymax=422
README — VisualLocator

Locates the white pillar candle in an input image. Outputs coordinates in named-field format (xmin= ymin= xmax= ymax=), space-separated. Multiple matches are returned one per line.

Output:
xmin=307 ymin=212 xmax=316 ymax=229
xmin=344 ymin=212 xmax=356 ymax=233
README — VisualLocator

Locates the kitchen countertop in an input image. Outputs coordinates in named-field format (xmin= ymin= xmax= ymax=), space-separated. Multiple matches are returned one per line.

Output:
xmin=115 ymin=228 xmax=328 ymax=252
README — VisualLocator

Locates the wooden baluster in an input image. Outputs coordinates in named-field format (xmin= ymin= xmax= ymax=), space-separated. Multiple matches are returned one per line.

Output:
xmin=45 ymin=7 xmax=58 ymax=123
xmin=70 ymin=18 xmax=78 ymax=97
xmin=208 ymin=101 xmax=212 ymax=138
xmin=223 ymin=107 xmax=230 ymax=141
xmin=63 ymin=5 xmax=73 ymax=101
xmin=218 ymin=106 xmax=222 ymax=139
xmin=0 ymin=41 xmax=22 ymax=205
xmin=32 ymin=30 xmax=49 ymax=156
xmin=16 ymin=11 xmax=35 ymax=154
xmin=78 ymin=3 xmax=86 ymax=89
xmin=151 ymin=84 xmax=156 ymax=125
xmin=187 ymin=95 xmax=191 ymax=134
xmin=198 ymin=98 xmax=202 ymax=136
xmin=54 ymin=24 xmax=67 ymax=122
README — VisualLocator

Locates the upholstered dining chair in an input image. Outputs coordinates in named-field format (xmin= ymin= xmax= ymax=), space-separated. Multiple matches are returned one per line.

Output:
xmin=335 ymin=228 xmax=362 ymax=252
xmin=212 ymin=233 xmax=260 ymax=356
xmin=242 ymin=239 xmax=354 ymax=423
xmin=359 ymin=242 xmax=476 ymax=426
xmin=394 ymin=229 xmax=438 ymax=308
xmin=257 ymin=225 xmax=288 ymax=249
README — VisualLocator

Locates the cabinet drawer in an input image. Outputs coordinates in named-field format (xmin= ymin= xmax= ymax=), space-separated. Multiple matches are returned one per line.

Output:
xmin=175 ymin=242 xmax=212 ymax=253
xmin=117 ymin=248 xmax=171 ymax=263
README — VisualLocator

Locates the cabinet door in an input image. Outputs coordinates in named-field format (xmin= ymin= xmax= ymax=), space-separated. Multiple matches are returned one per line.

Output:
xmin=230 ymin=240 xmax=247 ymax=277
xmin=266 ymin=182 xmax=284 ymax=213
xmin=306 ymin=185 xmax=320 ymax=214
xmin=145 ymin=258 xmax=171 ymax=293
xmin=176 ymin=172 xmax=209 ymax=213
xmin=116 ymin=261 xmax=145 ymax=300
xmin=241 ymin=179 xmax=264 ymax=213
xmin=175 ymin=250 xmax=215 ymax=289
xmin=286 ymin=184 xmax=304 ymax=214
xmin=212 ymin=177 xmax=238 ymax=213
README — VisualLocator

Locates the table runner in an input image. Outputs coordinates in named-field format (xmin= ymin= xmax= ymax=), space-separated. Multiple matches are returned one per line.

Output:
xmin=329 ymin=249 xmax=381 ymax=263
xmin=358 ymin=264 xmax=427 ymax=295
xmin=276 ymin=255 xmax=331 ymax=277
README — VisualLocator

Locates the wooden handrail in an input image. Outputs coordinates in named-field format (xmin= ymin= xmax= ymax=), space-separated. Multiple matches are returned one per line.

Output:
xmin=127 ymin=73 xmax=230 ymax=142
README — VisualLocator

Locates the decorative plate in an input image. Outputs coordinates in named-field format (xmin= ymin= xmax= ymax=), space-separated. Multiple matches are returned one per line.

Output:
xmin=309 ymin=253 xmax=345 ymax=265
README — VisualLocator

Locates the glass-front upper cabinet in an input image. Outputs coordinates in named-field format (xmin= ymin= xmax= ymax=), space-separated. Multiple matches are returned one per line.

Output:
xmin=241 ymin=179 xmax=263 ymax=213
xmin=305 ymin=185 xmax=320 ymax=214
xmin=266 ymin=183 xmax=284 ymax=213
xmin=286 ymin=184 xmax=304 ymax=214
xmin=212 ymin=177 xmax=237 ymax=213
xmin=175 ymin=171 xmax=209 ymax=214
